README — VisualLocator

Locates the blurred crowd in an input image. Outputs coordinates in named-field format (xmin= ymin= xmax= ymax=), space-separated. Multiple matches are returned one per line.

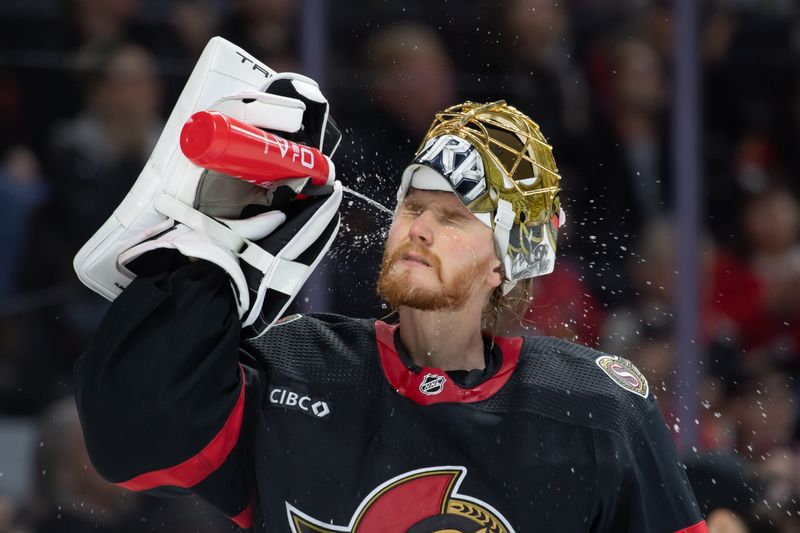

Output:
xmin=1 ymin=0 xmax=800 ymax=531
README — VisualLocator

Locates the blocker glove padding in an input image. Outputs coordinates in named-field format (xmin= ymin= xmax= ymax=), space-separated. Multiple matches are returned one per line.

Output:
xmin=73 ymin=37 xmax=343 ymax=338
xmin=193 ymin=71 xmax=342 ymax=220
xmin=183 ymin=73 xmax=343 ymax=338
xmin=254 ymin=72 xmax=342 ymax=156
xmin=120 ymin=183 xmax=341 ymax=339
xmin=127 ymin=73 xmax=342 ymax=339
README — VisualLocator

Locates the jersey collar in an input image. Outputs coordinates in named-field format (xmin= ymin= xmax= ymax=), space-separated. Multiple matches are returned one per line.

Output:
xmin=374 ymin=320 xmax=522 ymax=405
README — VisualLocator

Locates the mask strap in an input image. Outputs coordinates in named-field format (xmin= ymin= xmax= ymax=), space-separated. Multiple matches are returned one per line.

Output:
xmin=493 ymin=198 xmax=517 ymax=296
xmin=493 ymin=198 xmax=514 ymax=263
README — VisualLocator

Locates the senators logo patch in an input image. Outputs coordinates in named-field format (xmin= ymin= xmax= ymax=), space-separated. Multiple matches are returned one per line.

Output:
xmin=286 ymin=466 xmax=514 ymax=532
xmin=595 ymin=355 xmax=649 ymax=399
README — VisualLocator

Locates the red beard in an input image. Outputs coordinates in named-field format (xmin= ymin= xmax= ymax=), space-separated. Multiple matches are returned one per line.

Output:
xmin=377 ymin=241 xmax=491 ymax=311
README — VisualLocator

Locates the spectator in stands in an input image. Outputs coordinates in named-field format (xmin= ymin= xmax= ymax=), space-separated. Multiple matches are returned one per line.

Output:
xmin=47 ymin=43 xmax=163 ymax=277
xmin=518 ymin=258 xmax=604 ymax=347
xmin=498 ymin=0 xmax=590 ymax=155
xmin=739 ymin=181 xmax=800 ymax=357
xmin=29 ymin=43 xmax=165 ymax=367
xmin=220 ymin=0 xmax=300 ymax=71
xmin=27 ymin=0 xmax=147 ymax=140
xmin=169 ymin=0 xmax=220 ymax=60
xmin=598 ymin=219 xmax=771 ymax=448
xmin=579 ymin=35 xmax=670 ymax=303
xmin=728 ymin=369 xmax=797 ymax=461
xmin=365 ymin=24 xmax=457 ymax=150
xmin=0 ymin=146 xmax=49 ymax=301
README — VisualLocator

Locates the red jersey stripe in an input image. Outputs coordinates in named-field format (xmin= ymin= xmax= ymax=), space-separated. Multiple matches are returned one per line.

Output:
xmin=116 ymin=365 xmax=247 ymax=491
xmin=675 ymin=520 xmax=709 ymax=533
xmin=228 ymin=497 xmax=254 ymax=529
xmin=374 ymin=321 xmax=522 ymax=405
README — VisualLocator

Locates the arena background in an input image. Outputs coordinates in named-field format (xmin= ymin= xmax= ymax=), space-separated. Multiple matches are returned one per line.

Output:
xmin=1 ymin=0 xmax=799 ymax=531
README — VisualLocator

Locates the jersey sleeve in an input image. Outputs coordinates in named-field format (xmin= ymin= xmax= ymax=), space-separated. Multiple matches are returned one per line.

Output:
xmin=594 ymin=398 xmax=709 ymax=533
xmin=74 ymin=260 xmax=263 ymax=529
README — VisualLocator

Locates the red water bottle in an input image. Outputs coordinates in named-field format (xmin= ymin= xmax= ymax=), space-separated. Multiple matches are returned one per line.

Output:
xmin=179 ymin=110 xmax=334 ymax=186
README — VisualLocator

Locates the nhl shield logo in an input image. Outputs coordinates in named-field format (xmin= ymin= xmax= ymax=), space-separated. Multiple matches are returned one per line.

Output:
xmin=595 ymin=355 xmax=649 ymax=399
xmin=419 ymin=373 xmax=446 ymax=396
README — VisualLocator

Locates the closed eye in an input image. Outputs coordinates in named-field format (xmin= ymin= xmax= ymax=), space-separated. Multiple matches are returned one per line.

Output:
xmin=400 ymin=199 xmax=471 ymax=225
xmin=400 ymin=200 xmax=424 ymax=216
xmin=440 ymin=209 xmax=471 ymax=224
xmin=400 ymin=206 xmax=423 ymax=217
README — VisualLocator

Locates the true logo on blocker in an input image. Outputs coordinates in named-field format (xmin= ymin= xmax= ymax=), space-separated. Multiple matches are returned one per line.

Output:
xmin=269 ymin=387 xmax=332 ymax=420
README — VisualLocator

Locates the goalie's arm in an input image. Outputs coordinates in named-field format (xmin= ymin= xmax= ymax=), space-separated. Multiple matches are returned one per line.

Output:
xmin=593 ymin=398 xmax=708 ymax=533
xmin=75 ymin=259 xmax=261 ymax=529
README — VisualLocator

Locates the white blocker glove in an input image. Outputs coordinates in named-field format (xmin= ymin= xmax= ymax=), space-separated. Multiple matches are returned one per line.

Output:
xmin=74 ymin=37 xmax=343 ymax=338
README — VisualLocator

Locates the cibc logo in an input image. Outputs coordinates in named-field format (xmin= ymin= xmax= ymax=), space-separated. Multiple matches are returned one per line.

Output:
xmin=269 ymin=387 xmax=332 ymax=420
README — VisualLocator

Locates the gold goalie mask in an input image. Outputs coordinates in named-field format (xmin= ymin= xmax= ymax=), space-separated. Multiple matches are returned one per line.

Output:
xmin=397 ymin=101 xmax=565 ymax=294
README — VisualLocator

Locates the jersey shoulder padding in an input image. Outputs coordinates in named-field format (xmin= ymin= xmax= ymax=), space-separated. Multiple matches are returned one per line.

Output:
xmin=482 ymin=335 xmax=658 ymax=441
xmin=242 ymin=313 xmax=382 ymax=385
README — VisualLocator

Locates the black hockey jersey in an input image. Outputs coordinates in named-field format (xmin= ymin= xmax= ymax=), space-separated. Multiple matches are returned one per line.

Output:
xmin=75 ymin=261 xmax=708 ymax=533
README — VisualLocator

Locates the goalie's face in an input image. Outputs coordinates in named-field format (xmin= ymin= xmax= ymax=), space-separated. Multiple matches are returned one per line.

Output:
xmin=378 ymin=189 xmax=503 ymax=311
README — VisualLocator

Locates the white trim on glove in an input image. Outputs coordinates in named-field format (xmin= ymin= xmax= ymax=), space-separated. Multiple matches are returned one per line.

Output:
xmin=118 ymin=224 xmax=252 ymax=317
xmin=210 ymin=92 xmax=305 ymax=133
